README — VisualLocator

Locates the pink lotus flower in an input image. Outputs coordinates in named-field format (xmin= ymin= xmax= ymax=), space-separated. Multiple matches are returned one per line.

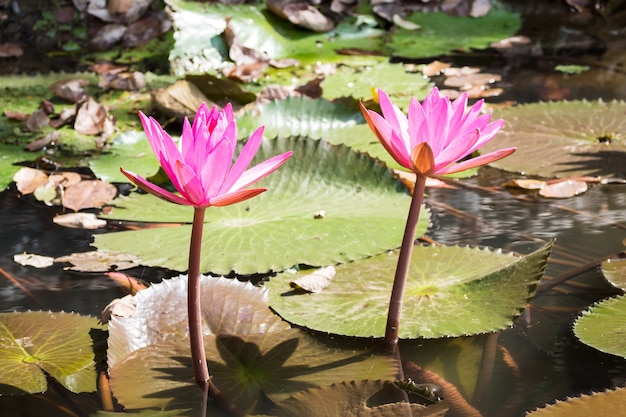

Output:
xmin=121 ymin=103 xmax=293 ymax=208
xmin=360 ymin=88 xmax=515 ymax=176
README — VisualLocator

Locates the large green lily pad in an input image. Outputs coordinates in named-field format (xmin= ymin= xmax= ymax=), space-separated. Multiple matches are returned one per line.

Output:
xmin=267 ymin=241 xmax=553 ymax=338
xmin=481 ymin=100 xmax=626 ymax=179
xmin=107 ymin=275 xmax=290 ymax=369
xmin=573 ymin=295 xmax=626 ymax=359
xmin=0 ymin=311 xmax=103 ymax=394
xmin=94 ymin=137 xmax=428 ymax=275
xmin=387 ymin=10 xmax=521 ymax=59
xmin=526 ymin=386 xmax=626 ymax=417
xmin=166 ymin=0 xmax=385 ymax=76
xmin=89 ymin=131 xmax=157 ymax=183
xmin=107 ymin=276 xmax=397 ymax=414
xmin=272 ymin=379 xmax=449 ymax=417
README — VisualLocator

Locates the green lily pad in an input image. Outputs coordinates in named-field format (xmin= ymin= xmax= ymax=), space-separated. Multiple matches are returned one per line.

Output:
xmin=526 ymin=386 xmax=626 ymax=417
xmin=481 ymin=100 xmax=626 ymax=179
xmin=574 ymin=295 xmax=626 ymax=359
xmin=272 ymin=379 xmax=449 ymax=417
xmin=94 ymin=137 xmax=428 ymax=275
xmin=166 ymin=0 xmax=385 ymax=76
xmin=107 ymin=276 xmax=397 ymax=413
xmin=267 ymin=241 xmax=553 ymax=338
xmin=320 ymin=62 xmax=433 ymax=107
xmin=600 ymin=258 xmax=626 ymax=290
xmin=107 ymin=275 xmax=290 ymax=369
xmin=0 ymin=311 xmax=103 ymax=394
xmin=0 ymin=144 xmax=43 ymax=190
xmin=89 ymin=131 xmax=157 ymax=183
xmin=387 ymin=10 xmax=521 ymax=59
xmin=110 ymin=330 xmax=398 ymax=414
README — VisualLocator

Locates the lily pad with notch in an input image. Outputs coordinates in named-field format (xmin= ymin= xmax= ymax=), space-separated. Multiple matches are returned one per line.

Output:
xmin=267 ymin=241 xmax=553 ymax=338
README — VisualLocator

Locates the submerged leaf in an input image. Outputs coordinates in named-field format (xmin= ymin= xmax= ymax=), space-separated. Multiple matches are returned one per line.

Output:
xmin=267 ymin=241 xmax=553 ymax=338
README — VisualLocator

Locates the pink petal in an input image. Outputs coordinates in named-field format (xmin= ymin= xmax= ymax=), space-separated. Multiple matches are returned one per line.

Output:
xmin=436 ymin=147 xmax=516 ymax=175
xmin=199 ymin=135 xmax=234 ymax=197
xmin=210 ymin=187 xmax=267 ymax=207
xmin=120 ymin=168 xmax=192 ymax=206
xmin=377 ymin=89 xmax=408 ymax=138
xmin=361 ymin=105 xmax=411 ymax=169
xmin=220 ymin=126 xmax=265 ymax=194
xmin=174 ymin=160 xmax=206 ymax=205
xmin=229 ymin=151 xmax=293 ymax=192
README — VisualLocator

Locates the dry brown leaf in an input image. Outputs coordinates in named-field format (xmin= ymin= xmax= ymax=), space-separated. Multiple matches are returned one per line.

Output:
xmin=25 ymin=108 xmax=50 ymax=132
xmin=290 ymin=266 xmax=336 ymax=293
xmin=101 ymin=294 xmax=137 ymax=324
xmin=504 ymin=179 xmax=547 ymax=190
xmin=62 ymin=180 xmax=118 ymax=211
xmin=13 ymin=167 xmax=49 ymax=195
xmin=53 ymin=212 xmax=107 ymax=229
xmin=539 ymin=180 xmax=588 ymax=198
xmin=14 ymin=253 xmax=55 ymax=268
xmin=74 ymin=97 xmax=109 ymax=135
xmin=54 ymin=251 xmax=141 ymax=272
xmin=3 ymin=110 xmax=30 ymax=122
xmin=267 ymin=0 xmax=335 ymax=32
xmin=422 ymin=60 xmax=451 ymax=77
xmin=49 ymin=78 xmax=91 ymax=103
xmin=48 ymin=172 xmax=83 ymax=188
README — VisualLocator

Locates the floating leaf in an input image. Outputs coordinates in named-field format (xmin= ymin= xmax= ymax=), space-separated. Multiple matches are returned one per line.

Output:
xmin=94 ymin=137 xmax=427 ymax=275
xmin=272 ymin=379 xmax=449 ymax=417
xmin=52 ymin=212 xmax=107 ymax=229
xmin=387 ymin=10 xmax=521 ymax=59
xmin=54 ymin=251 xmax=141 ymax=272
xmin=106 ymin=275 xmax=290 ymax=369
xmin=0 ymin=311 xmax=103 ymax=394
xmin=538 ymin=179 xmax=588 ymax=198
xmin=267 ymin=241 xmax=552 ymax=338
xmin=62 ymin=180 xmax=118 ymax=211
xmin=600 ymin=258 xmax=626 ymax=290
xmin=13 ymin=253 xmax=55 ymax=268
xmin=526 ymin=386 xmax=626 ymax=417
xmin=166 ymin=0 xmax=385 ymax=76
xmin=290 ymin=266 xmax=336 ymax=293
xmin=89 ymin=131 xmax=157 ymax=183
xmin=574 ymin=295 xmax=626 ymax=359
xmin=107 ymin=276 xmax=397 ymax=413
xmin=482 ymin=100 xmax=626 ymax=179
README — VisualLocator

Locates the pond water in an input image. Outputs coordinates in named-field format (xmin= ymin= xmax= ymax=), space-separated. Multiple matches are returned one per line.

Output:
xmin=1 ymin=1 xmax=626 ymax=416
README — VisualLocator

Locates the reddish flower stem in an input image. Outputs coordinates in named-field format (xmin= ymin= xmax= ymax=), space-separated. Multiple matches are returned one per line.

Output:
xmin=188 ymin=207 xmax=209 ymax=391
xmin=384 ymin=174 xmax=427 ymax=353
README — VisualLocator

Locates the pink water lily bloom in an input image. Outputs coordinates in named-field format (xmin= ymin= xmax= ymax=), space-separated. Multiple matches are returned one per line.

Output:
xmin=360 ymin=88 xmax=515 ymax=176
xmin=121 ymin=103 xmax=293 ymax=208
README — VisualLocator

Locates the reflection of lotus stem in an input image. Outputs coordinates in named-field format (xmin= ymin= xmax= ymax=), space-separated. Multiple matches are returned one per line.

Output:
xmin=384 ymin=175 xmax=427 ymax=354
xmin=189 ymin=207 xmax=209 ymax=391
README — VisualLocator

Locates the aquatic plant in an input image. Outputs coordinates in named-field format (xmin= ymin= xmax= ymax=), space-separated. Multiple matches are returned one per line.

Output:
xmin=121 ymin=103 xmax=292 ymax=393
xmin=360 ymin=88 xmax=516 ymax=351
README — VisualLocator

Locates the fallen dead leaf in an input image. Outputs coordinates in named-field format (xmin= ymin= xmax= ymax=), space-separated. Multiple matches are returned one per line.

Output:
xmin=13 ymin=167 xmax=49 ymax=195
xmin=539 ymin=180 xmax=588 ymax=198
xmin=74 ymin=96 xmax=110 ymax=135
xmin=290 ymin=266 xmax=336 ymax=293
xmin=504 ymin=179 xmax=547 ymax=190
xmin=422 ymin=60 xmax=451 ymax=77
xmin=54 ymin=251 xmax=141 ymax=272
xmin=25 ymin=108 xmax=50 ymax=132
xmin=101 ymin=294 xmax=137 ymax=324
xmin=14 ymin=253 xmax=55 ymax=268
xmin=49 ymin=78 xmax=91 ymax=103
xmin=62 ymin=180 xmax=118 ymax=211
xmin=53 ymin=212 xmax=107 ymax=229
